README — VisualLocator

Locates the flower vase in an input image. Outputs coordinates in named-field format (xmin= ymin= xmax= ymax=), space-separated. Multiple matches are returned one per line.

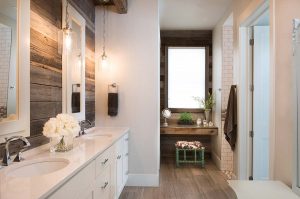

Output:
xmin=50 ymin=134 xmax=74 ymax=152
xmin=204 ymin=109 xmax=211 ymax=122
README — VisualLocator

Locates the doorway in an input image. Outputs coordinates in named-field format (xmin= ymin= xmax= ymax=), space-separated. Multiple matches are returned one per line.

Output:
xmin=251 ymin=13 xmax=270 ymax=180
xmin=238 ymin=2 xmax=272 ymax=180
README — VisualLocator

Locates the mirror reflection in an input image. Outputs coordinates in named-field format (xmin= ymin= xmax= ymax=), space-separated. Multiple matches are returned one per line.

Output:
xmin=70 ymin=20 xmax=82 ymax=113
xmin=0 ymin=0 xmax=17 ymax=122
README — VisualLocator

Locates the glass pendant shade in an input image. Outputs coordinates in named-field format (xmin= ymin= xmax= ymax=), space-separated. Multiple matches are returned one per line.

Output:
xmin=64 ymin=27 xmax=72 ymax=50
xmin=101 ymin=53 xmax=109 ymax=69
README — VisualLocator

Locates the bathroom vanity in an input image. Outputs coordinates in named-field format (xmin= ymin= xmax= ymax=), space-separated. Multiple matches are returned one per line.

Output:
xmin=0 ymin=127 xmax=129 ymax=199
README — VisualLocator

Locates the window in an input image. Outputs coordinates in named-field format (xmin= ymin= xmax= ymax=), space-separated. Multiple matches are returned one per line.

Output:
xmin=167 ymin=47 xmax=207 ymax=111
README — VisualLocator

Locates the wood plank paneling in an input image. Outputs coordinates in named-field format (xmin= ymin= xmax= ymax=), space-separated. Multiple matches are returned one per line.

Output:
xmin=29 ymin=0 xmax=96 ymax=138
xmin=31 ymin=84 xmax=62 ymax=102
xmin=30 ymin=63 xmax=62 ymax=87
xmin=30 ymin=28 xmax=62 ymax=70
xmin=30 ymin=102 xmax=62 ymax=120
xmin=31 ymin=0 xmax=62 ymax=28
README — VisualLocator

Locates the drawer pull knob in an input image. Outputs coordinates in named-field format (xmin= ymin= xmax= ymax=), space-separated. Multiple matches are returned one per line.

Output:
xmin=125 ymin=138 xmax=129 ymax=141
xmin=117 ymin=155 xmax=121 ymax=159
xmin=101 ymin=182 xmax=109 ymax=189
xmin=126 ymin=153 xmax=128 ymax=156
xmin=101 ymin=158 xmax=109 ymax=165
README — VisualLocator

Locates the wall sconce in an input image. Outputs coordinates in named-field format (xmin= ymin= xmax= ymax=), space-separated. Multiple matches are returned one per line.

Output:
xmin=63 ymin=0 xmax=73 ymax=50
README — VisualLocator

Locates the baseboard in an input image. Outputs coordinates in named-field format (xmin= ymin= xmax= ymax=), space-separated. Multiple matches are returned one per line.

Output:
xmin=212 ymin=151 xmax=221 ymax=170
xmin=126 ymin=173 xmax=159 ymax=187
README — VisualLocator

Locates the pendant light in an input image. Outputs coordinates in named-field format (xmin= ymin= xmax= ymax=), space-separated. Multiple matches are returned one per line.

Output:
xmin=101 ymin=6 xmax=109 ymax=69
xmin=63 ymin=0 xmax=72 ymax=50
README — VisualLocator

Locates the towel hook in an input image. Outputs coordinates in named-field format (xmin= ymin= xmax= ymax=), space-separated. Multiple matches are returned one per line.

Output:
xmin=108 ymin=83 xmax=118 ymax=93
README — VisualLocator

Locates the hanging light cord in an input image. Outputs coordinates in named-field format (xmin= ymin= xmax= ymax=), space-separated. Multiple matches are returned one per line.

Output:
xmin=65 ymin=0 xmax=70 ymax=29
xmin=102 ymin=6 xmax=106 ymax=56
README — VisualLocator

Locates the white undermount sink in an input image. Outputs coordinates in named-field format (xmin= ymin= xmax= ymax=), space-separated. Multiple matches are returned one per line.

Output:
xmin=6 ymin=158 xmax=69 ymax=178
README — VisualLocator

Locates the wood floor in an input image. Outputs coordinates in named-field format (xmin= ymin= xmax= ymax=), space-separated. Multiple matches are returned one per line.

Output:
xmin=120 ymin=158 xmax=237 ymax=199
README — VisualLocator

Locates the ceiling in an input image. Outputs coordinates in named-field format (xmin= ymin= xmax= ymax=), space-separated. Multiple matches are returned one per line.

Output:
xmin=159 ymin=0 xmax=233 ymax=30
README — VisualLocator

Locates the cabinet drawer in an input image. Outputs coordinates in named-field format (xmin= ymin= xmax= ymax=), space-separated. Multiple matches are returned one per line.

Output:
xmin=95 ymin=166 xmax=111 ymax=199
xmin=95 ymin=146 xmax=114 ymax=176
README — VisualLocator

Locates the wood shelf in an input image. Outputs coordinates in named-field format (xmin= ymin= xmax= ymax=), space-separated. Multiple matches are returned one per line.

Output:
xmin=160 ymin=125 xmax=218 ymax=136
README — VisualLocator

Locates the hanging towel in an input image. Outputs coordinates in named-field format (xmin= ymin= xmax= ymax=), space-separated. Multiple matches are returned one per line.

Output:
xmin=108 ymin=93 xmax=118 ymax=116
xmin=224 ymin=85 xmax=237 ymax=150
xmin=71 ymin=92 xmax=80 ymax=113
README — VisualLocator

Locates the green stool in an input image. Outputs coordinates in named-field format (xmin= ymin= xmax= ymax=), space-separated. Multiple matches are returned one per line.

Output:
xmin=176 ymin=147 xmax=205 ymax=168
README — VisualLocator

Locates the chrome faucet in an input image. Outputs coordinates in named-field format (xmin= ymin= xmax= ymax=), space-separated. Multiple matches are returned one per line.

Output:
xmin=2 ymin=136 xmax=31 ymax=166
xmin=78 ymin=120 xmax=92 ymax=136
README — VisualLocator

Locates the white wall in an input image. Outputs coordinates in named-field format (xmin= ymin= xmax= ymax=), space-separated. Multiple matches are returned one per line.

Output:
xmin=272 ymin=0 xmax=300 ymax=186
xmin=212 ymin=9 xmax=233 ymax=171
xmin=95 ymin=0 xmax=160 ymax=186
xmin=232 ymin=0 xmax=300 ymax=186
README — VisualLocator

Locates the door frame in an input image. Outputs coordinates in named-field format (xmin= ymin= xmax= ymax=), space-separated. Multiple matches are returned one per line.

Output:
xmin=236 ymin=0 xmax=275 ymax=180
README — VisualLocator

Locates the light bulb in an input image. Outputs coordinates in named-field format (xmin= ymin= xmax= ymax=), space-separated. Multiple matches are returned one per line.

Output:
xmin=101 ymin=54 xmax=109 ymax=69
xmin=65 ymin=33 xmax=72 ymax=50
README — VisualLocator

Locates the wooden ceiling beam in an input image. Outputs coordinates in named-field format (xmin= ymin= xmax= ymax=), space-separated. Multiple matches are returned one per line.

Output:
xmin=94 ymin=0 xmax=127 ymax=14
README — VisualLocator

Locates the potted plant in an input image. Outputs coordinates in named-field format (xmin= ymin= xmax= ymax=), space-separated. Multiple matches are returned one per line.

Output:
xmin=193 ymin=92 xmax=215 ymax=122
xmin=178 ymin=112 xmax=194 ymax=125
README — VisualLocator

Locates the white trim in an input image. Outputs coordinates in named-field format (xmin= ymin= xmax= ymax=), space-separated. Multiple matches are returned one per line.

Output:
xmin=0 ymin=0 xmax=30 ymax=142
xmin=126 ymin=173 xmax=159 ymax=187
xmin=236 ymin=0 xmax=275 ymax=180
xmin=62 ymin=0 xmax=86 ymax=121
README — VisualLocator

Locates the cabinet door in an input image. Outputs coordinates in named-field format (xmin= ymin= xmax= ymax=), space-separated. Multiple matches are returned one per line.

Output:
xmin=116 ymin=139 xmax=123 ymax=198
xmin=48 ymin=161 xmax=95 ymax=199
xmin=77 ymin=187 xmax=95 ymax=199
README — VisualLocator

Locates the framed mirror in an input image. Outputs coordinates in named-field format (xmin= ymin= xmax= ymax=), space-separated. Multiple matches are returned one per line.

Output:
xmin=0 ymin=0 xmax=17 ymax=122
xmin=0 ymin=0 xmax=30 ymax=140
xmin=62 ymin=0 xmax=86 ymax=121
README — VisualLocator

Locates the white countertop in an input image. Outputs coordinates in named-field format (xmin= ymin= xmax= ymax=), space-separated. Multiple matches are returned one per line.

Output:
xmin=228 ymin=180 xmax=300 ymax=199
xmin=0 ymin=127 xmax=129 ymax=199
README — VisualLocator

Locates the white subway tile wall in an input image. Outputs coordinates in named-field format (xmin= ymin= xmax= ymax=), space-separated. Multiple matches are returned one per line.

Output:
xmin=0 ymin=26 xmax=11 ymax=117
xmin=221 ymin=26 xmax=234 ymax=173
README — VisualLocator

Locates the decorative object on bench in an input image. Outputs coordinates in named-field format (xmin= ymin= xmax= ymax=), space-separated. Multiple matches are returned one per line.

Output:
xmin=177 ymin=112 xmax=194 ymax=125
xmin=196 ymin=118 xmax=202 ymax=127
xmin=162 ymin=108 xmax=172 ymax=127
xmin=203 ymin=120 xmax=208 ymax=127
xmin=175 ymin=141 xmax=205 ymax=167
xmin=43 ymin=114 xmax=80 ymax=152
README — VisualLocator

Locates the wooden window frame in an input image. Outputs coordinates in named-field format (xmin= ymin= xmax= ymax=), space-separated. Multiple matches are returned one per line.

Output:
xmin=164 ymin=46 xmax=209 ymax=113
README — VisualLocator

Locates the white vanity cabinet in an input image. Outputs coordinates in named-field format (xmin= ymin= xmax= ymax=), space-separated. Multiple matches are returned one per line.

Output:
xmin=47 ymin=133 xmax=129 ymax=199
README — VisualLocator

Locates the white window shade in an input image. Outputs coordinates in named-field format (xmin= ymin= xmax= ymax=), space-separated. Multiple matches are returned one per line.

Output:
xmin=168 ymin=47 xmax=206 ymax=109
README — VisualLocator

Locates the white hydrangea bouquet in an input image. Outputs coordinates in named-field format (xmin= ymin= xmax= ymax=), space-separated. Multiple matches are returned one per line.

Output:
xmin=43 ymin=114 xmax=80 ymax=152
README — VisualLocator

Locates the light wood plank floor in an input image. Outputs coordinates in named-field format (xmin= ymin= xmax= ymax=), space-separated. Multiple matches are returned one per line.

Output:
xmin=120 ymin=158 xmax=237 ymax=199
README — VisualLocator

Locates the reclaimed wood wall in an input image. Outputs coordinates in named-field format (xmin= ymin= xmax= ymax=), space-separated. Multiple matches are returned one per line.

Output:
xmin=30 ymin=0 xmax=95 ymax=136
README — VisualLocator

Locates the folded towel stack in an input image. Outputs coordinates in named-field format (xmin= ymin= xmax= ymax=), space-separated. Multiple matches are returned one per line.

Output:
xmin=175 ymin=141 xmax=203 ymax=149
